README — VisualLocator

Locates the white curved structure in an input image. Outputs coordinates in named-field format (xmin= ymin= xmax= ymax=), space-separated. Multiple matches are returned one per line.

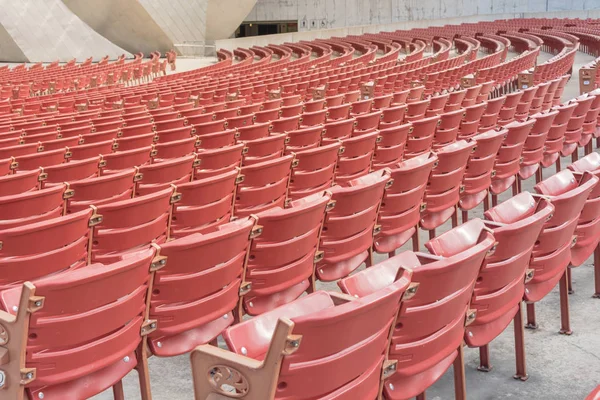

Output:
xmin=0 ymin=0 xmax=129 ymax=62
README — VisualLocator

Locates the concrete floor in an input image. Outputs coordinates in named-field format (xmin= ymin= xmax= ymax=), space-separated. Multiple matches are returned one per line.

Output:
xmin=92 ymin=50 xmax=600 ymax=400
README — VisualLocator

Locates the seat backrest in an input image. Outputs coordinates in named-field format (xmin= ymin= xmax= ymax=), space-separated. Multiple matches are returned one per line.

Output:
xmin=0 ymin=249 xmax=154 ymax=398
xmin=242 ymin=192 xmax=331 ymax=316
xmin=136 ymin=154 xmax=195 ymax=196
xmin=0 ymin=184 xmax=69 ymax=229
xmin=91 ymin=187 xmax=176 ymax=263
xmin=235 ymin=154 xmax=294 ymax=218
xmin=289 ymin=142 xmax=341 ymax=200
xmin=220 ymin=268 xmax=411 ymax=400
xmin=149 ymin=218 xmax=257 ymax=355
xmin=534 ymin=170 xmax=599 ymax=255
xmin=374 ymin=153 xmax=438 ymax=253
xmin=171 ymin=169 xmax=238 ymax=238
xmin=317 ymin=170 xmax=391 ymax=281
xmin=0 ymin=209 xmax=94 ymax=292
xmin=343 ymin=219 xmax=494 ymax=377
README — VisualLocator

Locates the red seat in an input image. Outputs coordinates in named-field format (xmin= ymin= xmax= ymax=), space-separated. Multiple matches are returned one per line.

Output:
xmin=0 ymin=184 xmax=70 ymax=229
xmin=192 ymin=267 xmax=411 ymax=399
xmin=459 ymin=129 xmax=505 ymax=216
xmin=288 ymin=142 xmax=341 ymax=201
xmin=326 ymin=103 xmax=352 ymax=121
xmin=284 ymin=125 xmax=324 ymax=154
xmin=135 ymin=155 xmax=195 ymax=196
xmin=0 ymin=248 xmax=154 ymax=400
xmin=226 ymin=114 xmax=255 ymax=129
xmin=90 ymin=187 xmax=177 ymax=263
xmin=404 ymin=99 xmax=429 ymax=121
xmin=317 ymin=169 xmax=390 ymax=281
xmin=194 ymin=144 xmax=244 ymax=180
xmin=526 ymin=170 xmax=598 ymax=333
xmin=0 ymin=169 xmax=41 ymax=195
xmin=234 ymin=155 xmax=294 ymax=218
xmin=433 ymin=109 xmax=463 ymax=149
xmin=155 ymin=126 xmax=194 ymax=143
xmin=0 ymin=209 xmax=94 ymax=292
xmin=66 ymin=169 xmax=137 ymax=213
xmin=14 ymin=149 xmax=68 ymax=172
xmin=114 ymin=132 xmax=156 ymax=152
xmin=490 ymin=120 xmax=535 ymax=199
xmin=153 ymin=136 xmax=197 ymax=160
xmin=148 ymin=217 xmax=258 ymax=356
xmin=372 ymin=124 xmax=411 ymax=170
xmin=236 ymin=122 xmax=271 ymax=141
xmin=421 ymin=140 xmax=474 ymax=233
xmin=497 ymin=91 xmax=524 ymax=126
xmin=41 ymin=157 xmax=100 ymax=186
xmin=379 ymin=105 xmax=407 ymax=129
xmin=340 ymin=219 xmax=495 ymax=400
xmin=242 ymin=192 xmax=330 ymax=315
xmin=518 ymin=110 xmax=558 ymax=181
xmin=405 ymin=115 xmax=440 ymax=159
xmin=354 ymin=110 xmax=382 ymax=133
xmin=322 ymin=118 xmax=355 ymax=140
xmin=196 ymin=129 xmax=237 ymax=149
xmin=242 ymin=134 xmax=286 ymax=166
xmin=479 ymin=97 xmax=505 ymax=132
xmin=460 ymin=194 xmax=552 ymax=376
xmin=543 ymin=102 xmax=577 ymax=169
xmin=271 ymin=115 xmax=301 ymax=133
xmin=458 ymin=103 xmax=487 ymax=140
xmin=374 ymin=153 xmax=437 ymax=255
xmin=561 ymin=96 xmax=594 ymax=158
xmin=568 ymin=153 xmax=600 ymax=295
xmin=299 ymin=109 xmax=328 ymax=127
xmin=101 ymin=146 xmax=153 ymax=174
xmin=327 ymin=131 xmax=378 ymax=185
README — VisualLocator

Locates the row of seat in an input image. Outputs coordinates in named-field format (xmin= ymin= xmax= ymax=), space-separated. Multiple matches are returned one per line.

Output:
xmin=1 ymin=147 xmax=598 ymax=398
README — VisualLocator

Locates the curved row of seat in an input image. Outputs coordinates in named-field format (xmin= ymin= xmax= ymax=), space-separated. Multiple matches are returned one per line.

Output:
xmin=0 ymin=17 xmax=598 ymax=400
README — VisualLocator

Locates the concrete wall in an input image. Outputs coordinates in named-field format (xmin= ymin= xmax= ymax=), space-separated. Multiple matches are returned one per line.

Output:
xmin=63 ymin=0 xmax=174 ymax=55
xmin=245 ymin=0 xmax=600 ymax=29
xmin=224 ymin=8 xmax=600 ymax=52
xmin=0 ymin=0 xmax=130 ymax=62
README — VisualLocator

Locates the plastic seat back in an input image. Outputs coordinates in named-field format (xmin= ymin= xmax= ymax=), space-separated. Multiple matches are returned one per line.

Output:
xmin=0 ymin=184 xmax=70 ymax=229
xmin=91 ymin=187 xmax=176 ymax=263
xmin=372 ymin=124 xmax=411 ymax=170
xmin=568 ymin=153 xmax=600 ymax=265
xmin=243 ymin=192 xmax=331 ymax=315
xmin=289 ymin=142 xmax=341 ymax=200
xmin=0 ymin=209 xmax=93 ymax=291
xmin=374 ymin=153 xmax=437 ymax=254
xmin=463 ymin=195 xmax=553 ymax=347
xmin=317 ymin=169 xmax=391 ymax=282
xmin=136 ymin=154 xmax=195 ymax=196
xmin=149 ymin=218 xmax=257 ymax=356
xmin=421 ymin=140 xmax=474 ymax=230
xmin=170 ymin=169 xmax=238 ymax=238
xmin=341 ymin=220 xmax=494 ymax=399
xmin=194 ymin=143 xmax=244 ymax=180
xmin=235 ymin=155 xmax=294 ymax=218
xmin=526 ymin=170 xmax=599 ymax=302
xmin=0 ymin=249 xmax=154 ymax=400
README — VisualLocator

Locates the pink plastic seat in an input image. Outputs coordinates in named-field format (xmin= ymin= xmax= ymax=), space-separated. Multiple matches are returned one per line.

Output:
xmin=234 ymin=155 xmax=293 ymax=218
xmin=242 ymin=192 xmax=330 ymax=315
xmin=374 ymin=153 xmax=437 ymax=255
xmin=420 ymin=140 xmax=474 ymax=233
xmin=0 ymin=249 xmax=155 ymax=400
xmin=90 ymin=187 xmax=177 ymax=263
xmin=526 ymin=170 xmax=599 ymax=333
xmin=288 ymin=142 xmax=341 ymax=201
xmin=192 ymin=266 xmax=411 ymax=400
xmin=459 ymin=194 xmax=552 ymax=376
xmin=518 ymin=110 xmax=558 ymax=181
xmin=317 ymin=169 xmax=391 ymax=282
xmin=0 ymin=209 xmax=94 ymax=292
xmin=340 ymin=219 xmax=495 ymax=400
xmin=148 ymin=218 xmax=258 ymax=356
xmin=372 ymin=124 xmax=411 ymax=170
